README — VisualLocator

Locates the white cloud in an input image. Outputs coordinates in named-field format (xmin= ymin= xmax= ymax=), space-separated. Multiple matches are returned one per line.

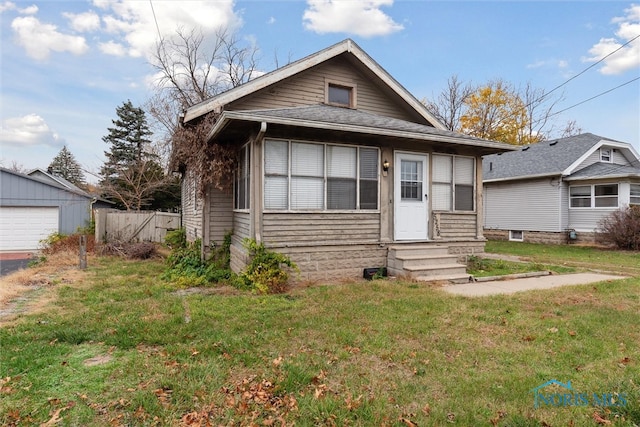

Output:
xmin=63 ymin=10 xmax=101 ymax=32
xmin=18 ymin=4 xmax=37 ymax=14
xmin=0 ymin=114 xmax=63 ymax=147
xmin=93 ymin=0 xmax=241 ymax=59
xmin=99 ymin=40 xmax=126 ymax=56
xmin=11 ymin=16 xmax=88 ymax=61
xmin=303 ymin=0 xmax=403 ymax=37
xmin=267 ymin=16 xmax=276 ymax=25
xmin=0 ymin=2 xmax=16 ymax=13
xmin=584 ymin=4 xmax=640 ymax=75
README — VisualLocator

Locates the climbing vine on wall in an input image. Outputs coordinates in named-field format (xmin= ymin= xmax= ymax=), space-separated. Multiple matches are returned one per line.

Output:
xmin=170 ymin=113 xmax=238 ymax=197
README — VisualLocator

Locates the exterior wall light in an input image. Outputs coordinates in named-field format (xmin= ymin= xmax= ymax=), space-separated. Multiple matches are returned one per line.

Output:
xmin=382 ymin=159 xmax=390 ymax=172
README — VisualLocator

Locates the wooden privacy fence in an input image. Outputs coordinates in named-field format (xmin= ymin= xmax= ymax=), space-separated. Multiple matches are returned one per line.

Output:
xmin=95 ymin=209 xmax=180 ymax=243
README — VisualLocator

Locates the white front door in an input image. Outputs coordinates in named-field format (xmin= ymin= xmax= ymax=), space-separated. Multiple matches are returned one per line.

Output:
xmin=394 ymin=152 xmax=429 ymax=240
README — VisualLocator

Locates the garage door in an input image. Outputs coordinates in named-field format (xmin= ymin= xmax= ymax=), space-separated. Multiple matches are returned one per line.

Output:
xmin=0 ymin=207 xmax=59 ymax=251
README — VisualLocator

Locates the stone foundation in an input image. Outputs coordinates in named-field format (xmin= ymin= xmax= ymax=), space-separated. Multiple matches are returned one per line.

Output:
xmin=483 ymin=229 xmax=598 ymax=245
xmin=230 ymin=239 xmax=486 ymax=284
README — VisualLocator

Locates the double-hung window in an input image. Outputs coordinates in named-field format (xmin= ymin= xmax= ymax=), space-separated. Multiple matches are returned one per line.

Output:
xmin=631 ymin=184 xmax=640 ymax=206
xmin=432 ymin=154 xmax=475 ymax=211
xmin=600 ymin=148 xmax=612 ymax=162
xmin=264 ymin=139 xmax=378 ymax=211
xmin=234 ymin=144 xmax=250 ymax=210
xmin=570 ymin=184 xmax=618 ymax=208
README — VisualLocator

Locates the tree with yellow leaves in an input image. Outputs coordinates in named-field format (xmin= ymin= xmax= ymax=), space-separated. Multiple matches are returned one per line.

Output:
xmin=460 ymin=79 xmax=542 ymax=145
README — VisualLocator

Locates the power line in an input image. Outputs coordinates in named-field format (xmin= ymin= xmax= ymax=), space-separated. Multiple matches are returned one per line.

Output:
xmin=549 ymin=76 xmax=640 ymax=117
xmin=538 ymin=33 xmax=640 ymax=104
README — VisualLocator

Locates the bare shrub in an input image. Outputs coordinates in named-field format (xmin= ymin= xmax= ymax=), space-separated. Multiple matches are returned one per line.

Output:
xmin=98 ymin=241 xmax=158 ymax=259
xmin=597 ymin=205 xmax=640 ymax=250
xmin=41 ymin=233 xmax=95 ymax=255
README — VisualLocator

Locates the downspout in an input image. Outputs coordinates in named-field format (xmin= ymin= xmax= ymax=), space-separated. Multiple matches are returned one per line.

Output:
xmin=253 ymin=122 xmax=267 ymax=243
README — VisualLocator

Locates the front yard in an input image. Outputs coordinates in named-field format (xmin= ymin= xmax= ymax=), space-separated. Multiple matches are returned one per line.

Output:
xmin=1 ymin=243 xmax=639 ymax=426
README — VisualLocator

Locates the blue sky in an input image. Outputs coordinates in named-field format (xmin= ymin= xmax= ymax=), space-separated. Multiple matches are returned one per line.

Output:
xmin=1 ymin=1 xmax=639 ymax=182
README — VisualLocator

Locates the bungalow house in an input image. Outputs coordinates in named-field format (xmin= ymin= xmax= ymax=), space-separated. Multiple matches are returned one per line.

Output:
xmin=0 ymin=168 xmax=112 ymax=251
xmin=179 ymin=39 xmax=513 ymax=282
xmin=483 ymin=133 xmax=640 ymax=244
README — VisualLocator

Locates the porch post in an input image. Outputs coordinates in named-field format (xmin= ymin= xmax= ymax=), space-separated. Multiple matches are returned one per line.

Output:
xmin=476 ymin=156 xmax=483 ymax=239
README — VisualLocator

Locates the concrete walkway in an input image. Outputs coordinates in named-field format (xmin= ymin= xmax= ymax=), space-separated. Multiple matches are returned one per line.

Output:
xmin=443 ymin=273 xmax=628 ymax=297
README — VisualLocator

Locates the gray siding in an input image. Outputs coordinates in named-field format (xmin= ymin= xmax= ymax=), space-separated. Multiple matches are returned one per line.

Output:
xmin=568 ymin=208 xmax=617 ymax=232
xmin=434 ymin=213 xmax=477 ymax=239
xmin=230 ymin=57 xmax=421 ymax=122
xmin=262 ymin=212 xmax=380 ymax=246
xmin=0 ymin=169 xmax=91 ymax=233
xmin=233 ymin=211 xmax=251 ymax=241
xmin=209 ymin=187 xmax=234 ymax=245
xmin=484 ymin=179 xmax=561 ymax=232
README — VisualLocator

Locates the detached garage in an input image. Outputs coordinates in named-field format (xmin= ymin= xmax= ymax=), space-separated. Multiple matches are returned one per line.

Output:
xmin=0 ymin=168 xmax=109 ymax=252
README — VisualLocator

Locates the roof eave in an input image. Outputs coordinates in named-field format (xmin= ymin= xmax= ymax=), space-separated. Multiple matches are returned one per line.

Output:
xmin=484 ymin=172 xmax=563 ymax=183
xmin=207 ymin=111 xmax=514 ymax=152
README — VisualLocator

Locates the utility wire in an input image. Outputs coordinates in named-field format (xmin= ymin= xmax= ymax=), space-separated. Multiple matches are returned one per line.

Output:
xmin=537 ymin=33 xmax=640 ymax=104
xmin=549 ymin=76 xmax=640 ymax=117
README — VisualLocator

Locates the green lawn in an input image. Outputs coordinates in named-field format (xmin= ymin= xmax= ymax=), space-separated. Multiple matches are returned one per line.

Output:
xmin=1 ymin=244 xmax=639 ymax=426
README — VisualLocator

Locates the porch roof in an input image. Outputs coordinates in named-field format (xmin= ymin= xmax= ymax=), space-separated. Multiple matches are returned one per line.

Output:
xmin=564 ymin=162 xmax=640 ymax=181
xmin=208 ymin=105 xmax=515 ymax=155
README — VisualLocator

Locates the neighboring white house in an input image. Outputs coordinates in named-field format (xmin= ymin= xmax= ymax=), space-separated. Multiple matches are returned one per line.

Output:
xmin=483 ymin=133 xmax=640 ymax=244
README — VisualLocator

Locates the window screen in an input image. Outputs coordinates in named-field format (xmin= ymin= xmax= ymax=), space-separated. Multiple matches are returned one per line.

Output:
xmin=264 ymin=140 xmax=378 ymax=211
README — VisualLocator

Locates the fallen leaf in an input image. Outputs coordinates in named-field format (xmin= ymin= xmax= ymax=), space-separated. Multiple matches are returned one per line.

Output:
xmin=548 ymin=327 xmax=559 ymax=333
xmin=422 ymin=403 xmax=431 ymax=416
xmin=399 ymin=417 xmax=417 ymax=427
xmin=314 ymin=384 xmax=327 ymax=399
xmin=568 ymin=330 xmax=576 ymax=336
xmin=272 ymin=356 xmax=283 ymax=367
xmin=592 ymin=411 xmax=612 ymax=425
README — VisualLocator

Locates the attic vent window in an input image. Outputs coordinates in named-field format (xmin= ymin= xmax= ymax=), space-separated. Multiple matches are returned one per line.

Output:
xmin=600 ymin=148 xmax=612 ymax=163
xmin=326 ymin=82 xmax=356 ymax=108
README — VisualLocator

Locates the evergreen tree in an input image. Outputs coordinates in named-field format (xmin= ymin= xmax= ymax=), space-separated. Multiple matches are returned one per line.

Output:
xmin=99 ymin=100 xmax=179 ymax=211
xmin=100 ymin=100 xmax=153 ymax=183
xmin=47 ymin=145 xmax=86 ymax=186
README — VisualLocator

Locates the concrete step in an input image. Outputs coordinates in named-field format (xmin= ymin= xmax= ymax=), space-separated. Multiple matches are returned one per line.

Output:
xmin=402 ymin=263 xmax=467 ymax=278
xmin=388 ymin=244 xmax=450 ymax=258
xmin=415 ymin=273 xmax=473 ymax=284
xmin=392 ymin=253 xmax=461 ymax=268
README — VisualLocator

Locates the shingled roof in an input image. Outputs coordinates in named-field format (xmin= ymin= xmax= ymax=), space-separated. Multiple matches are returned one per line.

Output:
xmin=483 ymin=133 xmax=639 ymax=182
xmin=209 ymin=104 xmax=514 ymax=153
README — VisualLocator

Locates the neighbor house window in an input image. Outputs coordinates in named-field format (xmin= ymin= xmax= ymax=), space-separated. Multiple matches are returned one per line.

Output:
xmin=326 ymin=81 xmax=356 ymax=108
xmin=264 ymin=139 xmax=378 ymax=211
xmin=509 ymin=230 xmax=524 ymax=241
xmin=570 ymin=184 xmax=618 ymax=208
xmin=600 ymin=148 xmax=612 ymax=162
xmin=234 ymin=144 xmax=250 ymax=210
xmin=432 ymin=154 xmax=475 ymax=211
xmin=629 ymin=184 xmax=640 ymax=206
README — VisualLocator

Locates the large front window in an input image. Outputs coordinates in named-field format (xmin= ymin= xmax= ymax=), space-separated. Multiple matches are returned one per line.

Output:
xmin=432 ymin=154 xmax=475 ymax=211
xmin=570 ymin=184 xmax=618 ymax=208
xmin=264 ymin=139 xmax=378 ymax=211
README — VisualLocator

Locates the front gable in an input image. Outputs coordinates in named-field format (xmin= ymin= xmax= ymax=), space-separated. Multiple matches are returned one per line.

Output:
xmin=227 ymin=55 xmax=428 ymax=124
xmin=564 ymin=139 xmax=640 ymax=177
xmin=184 ymin=39 xmax=443 ymax=128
